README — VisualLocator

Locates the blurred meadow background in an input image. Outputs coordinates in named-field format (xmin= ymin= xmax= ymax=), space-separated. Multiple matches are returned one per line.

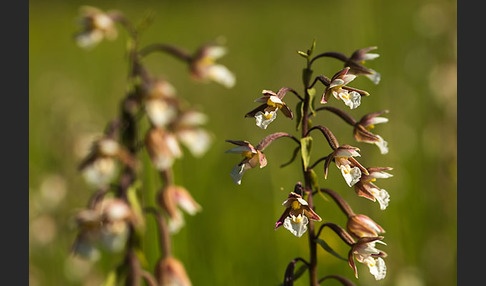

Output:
xmin=29 ymin=0 xmax=457 ymax=285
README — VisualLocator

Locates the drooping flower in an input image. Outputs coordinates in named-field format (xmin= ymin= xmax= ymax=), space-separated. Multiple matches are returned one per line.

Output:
xmin=145 ymin=127 xmax=183 ymax=170
xmin=79 ymin=137 xmax=136 ymax=188
xmin=275 ymin=192 xmax=322 ymax=238
xmin=354 ymin=110 xmax=389 ymax=154
xmin=354 ymin=167 xmax=392 ymax=210
xmin=142 ymin=79 xmax=179 ymax=128
xmin=190 ymin=44 xmax=235 ymax=88
xmin=324 ymin=145 xmax=368 ymax=187
xmin=347 ymin=214 xmax=385 ymax=239
xmin=157 ymin=185 xmax=202 ymax=233
xmin=245 ymin=89 xmax=293 ymax=129
xmin=155 ymin=256 xmax=192 ymax=286
xmin=346 ymin=46 xmax=381 ymax=84
xmin=321 ymin=67 xmax=362 ymax=109
xmin=348 ymin=237 xmax=387 ymax=280
xmin=74 ymin=6 xmax=118 ymax=49
xmin=71 ymin=197 xmax=135 ymax=259
xmin=172 ymin=110 xmax=212 ymax=158
xmin=225 ymin=140 xmax=267 ymax=185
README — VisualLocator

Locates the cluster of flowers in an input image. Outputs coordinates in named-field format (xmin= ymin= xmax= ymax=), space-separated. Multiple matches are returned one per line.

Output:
xmin=226 ymin=45 xmax=392 ymax=282
xmin=71 ymin=6 xmax=235 ymax=286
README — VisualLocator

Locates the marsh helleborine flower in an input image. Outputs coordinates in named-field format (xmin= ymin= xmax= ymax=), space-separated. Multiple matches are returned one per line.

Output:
xmin=348 ymin=237 xmax=387 ymax=280
xmin=346 ymin=46 xmax=381 ymax=85
xmin=225 ymin=140 xmax=267 ymax=185
xmin=155 ymin=256 xmax=192 ymax=286
xmin=172 ymin=110 xmax=212 ymax=158
xmin=79 ymin=138 xmax=135 ymax=188
xmin=275 ymin=192 xmax=322 ymax=238
xmin=158 ymin=185 xmax=202 ymax=233
xmin=354 ymin=110 xmax=389 ymax=154
xmin=142 ymin=79 xmax=179 ymax=128
xmin=326 ymin=145 xmax=368 ymax=187
xmin=190 ymin=44 xmax=236 ymax=88
xmin=75 ymin=6 xmax=118 ymax=49
xmin=321 ymin=67 xmax=361 ymax=109
xmin=347 ymin=214 xmax=385 ymax=239
xmin=245 ymin=89 xmax=293 ymax=129
xmin=354 ymin=167 xmax=392 ymax=210
xmin=145 ymin=127 xmax=183 ymax=171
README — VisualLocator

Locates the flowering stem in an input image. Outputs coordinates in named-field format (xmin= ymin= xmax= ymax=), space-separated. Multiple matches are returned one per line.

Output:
xmin=138 ymin=43 xmax=193 ymax=62
xmin=314 ymin=106 xmax=357 ymax=126
xmin=307 ymin=156 xmax=329 ymax=171
xmin=315 ymin=222 xmax=355 ymax=246
xmin=306 ymin=126 xmax=339 ymax=150
xmin=309 ymin=52 xmax=348 ymax=67
xmin=319 ymin=188 xmax=355 ymax=218
xmin=318 ymin=275 xmax=356 ymax=285
xmin=144 ymin=207 xmax=172 ymax=258
xmin=301 ymin=63 xmax=319 ymax=286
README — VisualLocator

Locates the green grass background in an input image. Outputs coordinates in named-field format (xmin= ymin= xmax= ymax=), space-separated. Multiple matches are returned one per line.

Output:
xmin=29 ymin=0 xmax=457 ymax=285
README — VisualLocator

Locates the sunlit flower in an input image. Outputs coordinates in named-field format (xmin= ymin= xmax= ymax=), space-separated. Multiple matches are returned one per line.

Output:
xmin=245 ymin=89 xmax=293 ymax=129
xmin=328 ymin=145 xmax=368 ymax=187
xmin=225 ymin=140 xmax=267 ymax=185
xmin=275 ymin=192 xmax=322 ymax=237
xmin=354 ymin=167 xmax=392 ymax=210
xmin=190 ymin=44 xmax=235 ymax=88
xmin=75 ymin=6 xmax=118 ymax=49
xmin=348 ymin=237 xmax=387 ymax=280
xmin=145 ymin=127 xmax=183 ymax=170
xmin=321 ymin=67 xmax=361 ymax=109
xmin=346 ymin=46 xmax=381 ymax=84
xmin=354 ymin=110 xmax=389 ymax=154
xmin=158 ymin=185 xmax=202 ymax=233
xmin=347 ymin=214 xmax=385 ymax=239
xmin=155 ymin=256 xmax=192 ymax=286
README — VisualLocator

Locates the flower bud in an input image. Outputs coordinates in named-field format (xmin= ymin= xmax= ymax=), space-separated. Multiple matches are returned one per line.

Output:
xmin=155 ymin=256 xmax=192 ymax=286
xmin=347 ymin=214 xmax=385 ymax=239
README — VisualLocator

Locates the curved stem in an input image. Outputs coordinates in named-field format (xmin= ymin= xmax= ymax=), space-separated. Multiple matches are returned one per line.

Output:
xmin=306 ymin=125 xmax=339 ymax=150
xmin=255 ymin=132 xmax=300 ymax=151
xmin=307 ymin=156 xmax=328 ymax=171
xmin=318 ymin=275 xmax=356 ymax=286
xmin=309 ymin=52 xmax=349 ymax=67
xmin=138 ymin=43 xmax=192 ymax=62
xmin=144 ymin=207 xmax=172 ymax=258
xmin=319 ymin=188 xmax=355 ymax=218
xmin=315 ymin=106 xmax=357 ymax=126
xmin=315 ymin=222 xmax=355 ymax=246
xmin=140 ymin=270 xmax=158 ymax=286
xmin=309 ymin=75 xmax=330 ymax=90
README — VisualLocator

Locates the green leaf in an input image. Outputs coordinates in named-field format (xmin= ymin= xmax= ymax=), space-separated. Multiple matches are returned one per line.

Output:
xmin=297 ymin=50 xmax=309 ymax=58
xmin=306 ymin=39 xmax=316 ymax=57
xmin=307 ymin=88 xmax=317 ymax=117
xmin=293 ymin=264 xmax=309 ymax=281
xmin=295 ymin=101 xmax=304 ymax=131
xmin=308 ymin=169 xmax=319 ymax=193
xmin=315 ymin=238 xmax=347 ymax=261
xmin=127 ymin=180 xmax=145 ymax=236
xmin=300 ymin=137 xmax=313 ymax=170
xmin=101 ymin=270 xmax=117 ymax=286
